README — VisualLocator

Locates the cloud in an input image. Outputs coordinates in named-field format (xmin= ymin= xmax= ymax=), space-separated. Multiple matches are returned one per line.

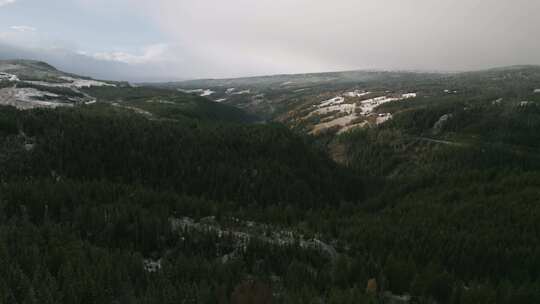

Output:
xmin=86 ymin=44 xmax=173 ymax=65
xmin=0 ymin=37 xmax=188 ymax=82
xmin=10 ymin=25 xmax=36 ymax=32
xmin=127 ymin=0 xmax=540 ymax=76
xmin=4 ymin=0 xmax=540 ymax=80
xmin=0 ymin=0 xmax=16 ymax=7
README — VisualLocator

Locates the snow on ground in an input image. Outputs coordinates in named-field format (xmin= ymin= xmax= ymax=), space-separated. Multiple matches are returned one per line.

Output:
xmin=180 ymin=89 xmax=203 ymax=94
xmin=215 ymin=98 xmax=227 ymax=103
xmin=0 ymin=72 xmax=19 ymax=82
xmin=306 ymin=92 xmax=416 ymax=134
xmin=337 ymin=121 xmax=369 ymax=134
xmin=27 ymin=76 xmax=115 ymax=88
xmin=344 ymin=90 xmax=370 ymax=98
xmin=319 ymin=96 xmax=345 ymax=108
xmin=200 ymin=89 xmax=215 ymax=96
xmin=358 ymin=93 xmax=416 ymax=115
xmin=169 ymin=217 xmax=338 ymax=261
xmin=314 ymin=103 xmax=356 ymax=115
xmin=232 ymin=89 xmax=251 ymax=95
xmin=146 ymin=99 xmax=175 ymax=104
xmin=359 ymin=96 xmax=399 ymax=114
xmin=402 ymin=93 xmax=417 ymax=98
xmin=0 ymin=87 xmax=73 ymax=110
xmin=492 ymin=98 xmax=503 ymax=105
xmin=0 ymin=64 xmax=21 ymax=72
xmin=376 ymin=113 xmax=393 ymax=124
xmin=180 ymin=88 xmax=215 ymax=97
xmin=112 ymin=103 xmax=153 ymax=116
xmin=312 ymin=113 xmax=359 ymax=134
xmin=59 ymin=76 xmax=115 ymax=88
xmin=226 ymin=88 xmax=236 ymax=94
xmin=14 ymin=88 xmax=59 ymax=101
xmin=534 ymin=89 xmax=540 ymax=93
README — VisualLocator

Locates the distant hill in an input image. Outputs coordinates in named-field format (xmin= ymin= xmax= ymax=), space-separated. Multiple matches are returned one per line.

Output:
xmin=150 ymin=66 xmax=540 ymax=133
xmin=0 ymin=59 xmax=256 ymax=123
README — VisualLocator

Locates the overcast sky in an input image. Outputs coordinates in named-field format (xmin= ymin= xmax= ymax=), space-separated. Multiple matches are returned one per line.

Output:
xmin=1 ymin=0 xmax=539 ymax=81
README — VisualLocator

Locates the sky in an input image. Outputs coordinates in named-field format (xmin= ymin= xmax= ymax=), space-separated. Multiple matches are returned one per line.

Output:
xmin=1 ymin=0 xmax=540 ymax=81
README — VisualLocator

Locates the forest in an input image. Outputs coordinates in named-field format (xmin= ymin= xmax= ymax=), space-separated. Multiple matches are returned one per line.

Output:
xmin=1 ymin=72 xmax=540 ymax=303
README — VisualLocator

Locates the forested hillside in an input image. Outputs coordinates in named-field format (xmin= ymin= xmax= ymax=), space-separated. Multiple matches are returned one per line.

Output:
xmin=0 ymin=103 xmax=366 ymax=303
xmin=2 ymin=63 xmax=540 ymax=303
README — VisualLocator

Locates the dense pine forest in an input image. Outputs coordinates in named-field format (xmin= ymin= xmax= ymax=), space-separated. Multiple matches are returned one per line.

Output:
xmin=1 ymin=63 xmax=540 ymax=303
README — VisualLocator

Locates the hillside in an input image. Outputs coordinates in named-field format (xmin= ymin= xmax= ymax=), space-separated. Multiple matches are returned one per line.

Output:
xmin=0 ymin=60 xmax=255 ymax=123
xmin=150 ymin=66 xmax=540 ymax=303
xmin=2 ymin=62 xmax=540 ymax=303
xmin=156 ymin=66 xmax=540 ymax=136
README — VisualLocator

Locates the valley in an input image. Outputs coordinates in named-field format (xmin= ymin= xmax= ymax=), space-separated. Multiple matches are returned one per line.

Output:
xmin=2 ymin=61 xmax=540 ymax=303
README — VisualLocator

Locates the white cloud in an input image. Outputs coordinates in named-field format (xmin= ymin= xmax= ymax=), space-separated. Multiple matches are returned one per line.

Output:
xmin=125 ymin=0 xmax=540 ymax=77
xmin=4 ymin=0 xmax=540 ymax=80
xmin=85 ymin=43 xmax=175 ymax=65
xmin=0 ymin=0 xmax=16 ymax=7
xmin=10 ymin=25 xmax=36 ymax=32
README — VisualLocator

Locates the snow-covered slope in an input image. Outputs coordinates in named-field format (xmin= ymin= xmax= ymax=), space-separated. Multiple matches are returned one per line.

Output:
xmin=0 ymin=60 xmax=116 ymax=109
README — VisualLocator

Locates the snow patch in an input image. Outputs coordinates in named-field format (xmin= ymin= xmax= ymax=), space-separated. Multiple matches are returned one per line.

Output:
xmin=376 ymin=113 xmax=393 ymax=125
xmin=402 ymin=93 xmax=417 ymax=99
xmin=314 ymin=103 xmax=356 ymax=115
xmin=359 ymin=96 xmax=398 ymax=115
xmin=169 ymin=217 xmax=338 ymax=261
xmin=344 ymin=90 xmax=370 ymax=98
xmin=200 ymin=89 xmax=215 ymax=96
xmin=492 ymin=98 xmax=503 ymax=105
xmin=146 ymin=99 xmax=175 ymax=104
xmin=180 ymin=88 xmax=215 ymax=97
xmin=215 ymin=98 xmax=227 ymax=103
xmin=319 ymin=96 xmax=345 ymax=108
xmin=304 ymin=92 xmax=416 ymax=134
xmin=232 ymin=89 xmax=251 ymax=95
xmin=358 ymin=93 xmax=416 ymax=115
xmin=312 ymin=113 xmax=359 ymax=134
xmin=433 ymin=114 xmax=453 ymax=134
xmin=112 ymin=103 xmax=153 ymax=116
xmin=0 ymin=87 xmax=73 ymax=110
xmin=59 ymin=76 xmax=115 ymax=88
xmin=27 ymin=76 xmax=115 ymax=88
xmin=337 ymin=121 xmax=369 ymax=134
xmin=179 ymin=89 xmax=203 ymax=93
xmin=534 ymin=89 xmax=540 ymax=94
xmin=0 ymin=72 xmax=19 ymax=82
